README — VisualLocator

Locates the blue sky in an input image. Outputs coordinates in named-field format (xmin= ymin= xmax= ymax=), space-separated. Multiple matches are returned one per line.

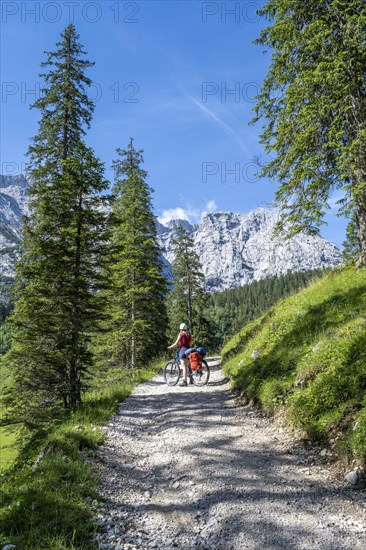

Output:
xmin=1 ymin=0 xmax=346 ymax=246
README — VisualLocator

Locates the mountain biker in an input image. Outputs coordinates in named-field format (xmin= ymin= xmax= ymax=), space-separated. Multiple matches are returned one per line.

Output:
xmin=167 ymin=323 xmax=192 ymax=387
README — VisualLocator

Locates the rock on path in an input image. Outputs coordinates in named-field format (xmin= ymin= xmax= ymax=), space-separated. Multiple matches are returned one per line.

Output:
xmin=94 ymin=360 xmax=366 ymax=550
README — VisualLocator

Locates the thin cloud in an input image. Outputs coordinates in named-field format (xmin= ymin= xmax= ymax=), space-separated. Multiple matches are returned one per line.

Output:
xmin=158 ymin=207 xmax=192 ymax=225
xmin=328 ymin=193 xmax=345 ymax=210
xmin=158 ymin=200 xmax=218 ymax=226
xmin=206 ymin=200 xmax=217 ymax=211
xmin=190 ymin=97 xmax=250 ymax=154
xmin=201 ymin=200 xmax=217 ymax=219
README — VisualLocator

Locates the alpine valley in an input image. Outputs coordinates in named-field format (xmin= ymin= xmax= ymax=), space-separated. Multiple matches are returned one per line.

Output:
xmin=0 ymin=175 xmax=342 ymax=291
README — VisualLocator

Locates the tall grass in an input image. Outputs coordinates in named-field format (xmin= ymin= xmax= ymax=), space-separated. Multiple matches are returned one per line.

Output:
xmin=0 ymin=361 xmax=163 ymax=549
xmin=0 ymin=357 xmax=17 ymax=472
xmin=222 ymin=267 xmax=366 ymax=465
xmin=0 ymin=423 xmax=17 ymax=472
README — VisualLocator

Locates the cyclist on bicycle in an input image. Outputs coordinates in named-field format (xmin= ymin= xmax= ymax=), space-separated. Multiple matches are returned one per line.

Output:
xmin=167 ymin=323 xmax=192 ymax=387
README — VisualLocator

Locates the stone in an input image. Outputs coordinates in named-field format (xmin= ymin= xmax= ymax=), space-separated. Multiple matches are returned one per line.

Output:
xmin=344 ymin=470 xmax=359 ymax=485
xmin=204 ymin=517 xmax=217 ymax=530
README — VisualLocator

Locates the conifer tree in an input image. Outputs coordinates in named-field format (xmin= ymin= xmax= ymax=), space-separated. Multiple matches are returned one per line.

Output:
xmin=206 ymin=269 xmax=326 ymax=344
xmin=98 ymin=139 xmax=168 ymax=370
xmin=252 ymin=1 xmax=366 ymax=266
xmin=168 ymin=226 xmax=214 ymax=348
xmin=342 ymin=213 xmax=360 ymax=264
xmin=4 ymin=25 xmax=108 ymax=428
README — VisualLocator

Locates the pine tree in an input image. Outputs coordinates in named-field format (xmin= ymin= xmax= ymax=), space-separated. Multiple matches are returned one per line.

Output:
xmin=97 ymin=139 xmax=168 ymax=370
xmin=4 ymin=25 xmax=108 ymax=428
xmin=342 ymin=213 xmax=361 ymax=264
xmin=206 ymin=268 xmax=325 ymax=345
xmin=0 ymin=279 xmax=11 ymax=355
xmin=252 ymin=1 xmax=366 ymax=266
xmin=168 ymin=226 xmax=214 ymax=348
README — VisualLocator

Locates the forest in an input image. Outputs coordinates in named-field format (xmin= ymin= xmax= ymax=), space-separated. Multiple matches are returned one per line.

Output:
xmin=206 ymin=268 xmax=328 ymax=345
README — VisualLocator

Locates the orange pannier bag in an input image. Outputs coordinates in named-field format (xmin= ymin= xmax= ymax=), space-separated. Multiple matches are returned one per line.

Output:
xmin=190 ymin=351 xmax=203 ymax=371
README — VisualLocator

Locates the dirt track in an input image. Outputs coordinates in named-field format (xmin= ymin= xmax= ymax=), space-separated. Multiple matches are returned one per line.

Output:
xmin=94 ymin=359 xmax=366 ymax=549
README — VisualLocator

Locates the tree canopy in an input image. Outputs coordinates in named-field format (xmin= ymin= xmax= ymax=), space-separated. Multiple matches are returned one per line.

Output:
xmin=252 ymin=0 xmax=366 ymax=265
xmin=167 ymin=226 xmax=215 ymax=349
xmin=96 ymin=139 xmax=168 ymax=370
xmin=4 ymin=25 xmax=108 ymax=428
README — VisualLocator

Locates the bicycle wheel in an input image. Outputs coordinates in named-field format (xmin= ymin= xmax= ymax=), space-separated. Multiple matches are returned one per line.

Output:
xmin=163 ymin=359 xmax=181 ymax=386
xmin=192 ymin=360 xmax=210 ymax=386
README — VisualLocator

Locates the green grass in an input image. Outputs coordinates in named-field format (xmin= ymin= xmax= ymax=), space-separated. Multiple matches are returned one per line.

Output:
xmin=222 ymin=266 xmax=366 ymax=464
xmin=0 ymin=360 xmax=164 ymax=549
xmin=0 ymin=424 xmax=18 ymax=471
xmin=0 ymin=357 xmax=17 ymax=473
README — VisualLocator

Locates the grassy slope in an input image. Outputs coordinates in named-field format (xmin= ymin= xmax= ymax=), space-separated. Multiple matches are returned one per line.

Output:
xmin=0 ymin=361 xmax=17 ymax=472
xmin=222 ymin=267 xmax=366 ymax=465
xmin=0 ymin=362 xmax=163 ymax=550
xmin=0 ymin=421 xmax=17 ymax=471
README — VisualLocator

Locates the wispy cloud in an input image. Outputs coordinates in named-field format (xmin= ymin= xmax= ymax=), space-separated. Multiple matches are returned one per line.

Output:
xmin=328 ymin=192 xmax=345 ymax=210
xmin=158 ymin=207 xmax=192 ymax=225
xmin=158 ymin=200 xmax=217 ymax=225
xmin=189 ymin=97 xmax=250 ymax=154
xmin=201 ymin=200 xmax=217 ymax=219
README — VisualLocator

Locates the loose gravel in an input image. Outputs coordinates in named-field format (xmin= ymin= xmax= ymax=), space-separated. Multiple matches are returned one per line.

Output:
xmin=94 ymin=359 xmax=366 ymax=550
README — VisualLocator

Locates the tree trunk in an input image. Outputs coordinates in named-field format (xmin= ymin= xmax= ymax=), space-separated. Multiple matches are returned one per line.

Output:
xmin=131 ymin=320 xmax=136 ymax=369
xmin=355 ymin=195 xmax=366 ymax=267
xmin=131 ymin=268 xmax=136 ymax=369
xmin=69 ymin=361 xmax=81 ymax=408
xmin=69 ymin=187 xmax=83 ymax=407
xmin=187 ymin=276 xmax=193 ymax=335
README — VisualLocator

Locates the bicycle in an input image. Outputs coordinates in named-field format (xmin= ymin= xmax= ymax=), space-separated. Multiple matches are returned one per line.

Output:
xmin=163 ymin=351 xmax=210 ymax=386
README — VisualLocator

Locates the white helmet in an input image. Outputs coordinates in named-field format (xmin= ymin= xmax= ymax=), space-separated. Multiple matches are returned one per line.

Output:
xmin=180 ymin=323 xmax=188 ymax=331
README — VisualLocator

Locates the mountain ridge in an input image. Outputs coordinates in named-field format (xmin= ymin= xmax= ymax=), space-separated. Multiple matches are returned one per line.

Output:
xmin=0 ymin=174 xmax=29 ymax=277
xmin=0 ymin=175 xmax=342 ymax=289
xmin=157 ymin=208 xmax=341 ymax=291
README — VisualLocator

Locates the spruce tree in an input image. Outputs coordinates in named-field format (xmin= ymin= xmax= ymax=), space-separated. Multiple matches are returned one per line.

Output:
xmin=4 ymin=25 xmax=108 ymax=428
xmin=206 ymin=269 xmax=325 ymax=345
xmin=98 ymin=139 xmax=168 ymax=370
xmin=342 ymin=213 xmax=361 ymax=264
xmin=168 ymin=226 xmax=214 ymax=348
xmin=252 ymin=1 xmax=366 ymax=266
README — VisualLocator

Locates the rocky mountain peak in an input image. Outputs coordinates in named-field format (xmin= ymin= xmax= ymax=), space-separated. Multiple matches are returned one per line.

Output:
xmin=0 ymin=175 xmax=342 ymax=290
xmin=165 ymin=218 xmax=195 ymax=232
xmin=158 ymin=207 xmax=341 ymax=292
xmin=0 ymin=175 xmax=30 ymax=277
xmin=0 ymin=174 xmax=29 ymax=189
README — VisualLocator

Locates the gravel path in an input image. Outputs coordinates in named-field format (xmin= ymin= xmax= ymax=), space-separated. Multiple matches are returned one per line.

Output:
xmin=94 ymin=359 xmax=366 ymax=550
